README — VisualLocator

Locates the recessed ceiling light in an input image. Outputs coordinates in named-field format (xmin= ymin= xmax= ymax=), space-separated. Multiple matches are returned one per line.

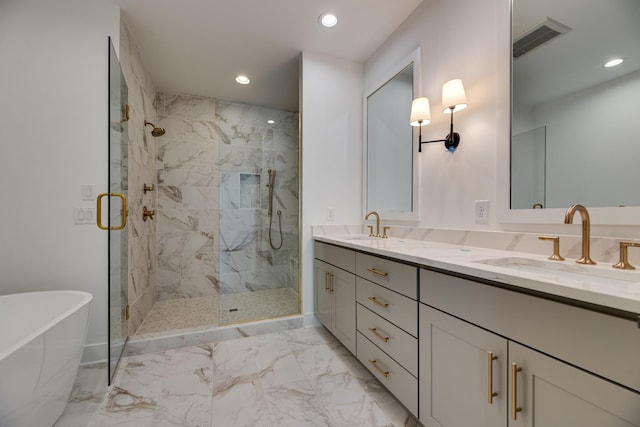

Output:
xmin=319 ymin=13 xmax=338 ymax=28
xmin=604 ymin=58 xmax=624 ymax=68
xmin=235 ymin=75 xmax=251 ymax=84
xmin=267 ymin=120 xmax=275 ymax=124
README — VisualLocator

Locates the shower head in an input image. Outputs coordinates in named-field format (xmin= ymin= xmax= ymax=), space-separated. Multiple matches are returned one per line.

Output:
xmin=144 ymin=120 xmax=166 ymax=137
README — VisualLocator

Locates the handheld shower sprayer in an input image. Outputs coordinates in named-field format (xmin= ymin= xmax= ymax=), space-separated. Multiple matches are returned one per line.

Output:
xmin=266 ymin=169 xmax=283 ymax=250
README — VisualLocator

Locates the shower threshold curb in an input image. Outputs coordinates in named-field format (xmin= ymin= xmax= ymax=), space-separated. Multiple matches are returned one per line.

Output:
xmin=124 ymin=314 xmax=304 ymax=357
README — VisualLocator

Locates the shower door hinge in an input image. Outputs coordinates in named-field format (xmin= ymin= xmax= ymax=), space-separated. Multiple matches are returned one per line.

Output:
xmin=122 ymin=304 xmax=130 ymax=321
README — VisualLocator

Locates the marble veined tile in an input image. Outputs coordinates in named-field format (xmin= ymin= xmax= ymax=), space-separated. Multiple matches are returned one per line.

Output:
xmin=62 ymin=327 xmax=417 ymax=427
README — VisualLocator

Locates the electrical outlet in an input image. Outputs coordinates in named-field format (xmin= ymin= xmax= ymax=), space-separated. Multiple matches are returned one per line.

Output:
xmin=81 ymin=184 xmax=96 ymax=201
xmin=475 ymin=200 xmax=489 ymax=224
xmin=327 ymin=207 xmax=336 ymax=221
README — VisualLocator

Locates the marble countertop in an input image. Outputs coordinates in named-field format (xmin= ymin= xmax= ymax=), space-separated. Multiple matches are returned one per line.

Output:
xmin=314 ymin=234 xmax=640 ymax=315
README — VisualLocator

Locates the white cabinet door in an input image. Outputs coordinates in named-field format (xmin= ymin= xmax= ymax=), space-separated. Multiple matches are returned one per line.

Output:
xmin=332 ymin=266 xmax=356 ymax=354
xmin=314 ymin=260 xmax=333 ymax=330
xmin=314 ymin=259 xmax=356 ymax=354
xmin=420 ymin=304 xmax=508 ymax=427
xmin=509 ymin=342 xmax=640 ymax=427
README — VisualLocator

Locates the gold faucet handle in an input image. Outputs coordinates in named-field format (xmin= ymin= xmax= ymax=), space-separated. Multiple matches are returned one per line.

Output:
xmin=142 ymin=206 xmax=155 ymax=221
xmin=613 ymin=241 xmax=640 ymax=270
xmin=538 ymin=236 xmax=565 ymax=261
xmin=382 ymin=226 xmax=390 ymax=239
xmin=367 ymin=225 xmax=375 ymax=237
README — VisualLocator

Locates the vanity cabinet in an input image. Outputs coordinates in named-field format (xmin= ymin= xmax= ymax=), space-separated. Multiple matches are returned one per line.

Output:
xmin=419 ymin=304 xmax=507 ymax=426
xmin=509 ymin=341 xmax=640 ymax=426
xmin=355 ymin=252 xmax=419 ymax=415
xmin=419 ymin=268 xmax=640 ymax=427
xmin=314 ymin=242 xmax=356 ymax=354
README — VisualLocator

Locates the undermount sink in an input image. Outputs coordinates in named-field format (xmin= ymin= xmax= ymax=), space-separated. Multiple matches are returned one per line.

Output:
xmin=475 ymin=257 xmax=640 ymax=285
xmin=342 ymin=235 xmax=378 ymax=241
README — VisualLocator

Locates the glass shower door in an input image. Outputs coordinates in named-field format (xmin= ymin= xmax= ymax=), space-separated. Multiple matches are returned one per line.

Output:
xmin=105 ymin=37 xmax=129 ymax=383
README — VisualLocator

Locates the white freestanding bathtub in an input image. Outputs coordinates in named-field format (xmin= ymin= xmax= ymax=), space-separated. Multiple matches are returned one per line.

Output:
xmin=0 ymin=290 xmax=92 ymax=427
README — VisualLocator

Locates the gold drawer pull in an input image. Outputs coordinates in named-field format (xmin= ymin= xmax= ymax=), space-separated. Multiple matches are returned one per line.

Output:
xmin=488 ymin=352 xmax=498 ymax=404
xmin=368 ymin=327 xmax=390 ymax=343
xmin=367 ymin=296 xmax=389 ymax=308
xmin=368 ymin=359 xmax=389 ymax=378
xmin=511 ymin=363 xmax=523 ymax=420
xmin=367 ymin=268 xmax=388 ymax=277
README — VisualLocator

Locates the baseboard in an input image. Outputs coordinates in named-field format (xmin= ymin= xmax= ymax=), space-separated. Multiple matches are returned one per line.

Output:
xmin=304 ymin=311 xmax=321 ymax=327
xmin=81 ymin=341 xmax=107 ymax=365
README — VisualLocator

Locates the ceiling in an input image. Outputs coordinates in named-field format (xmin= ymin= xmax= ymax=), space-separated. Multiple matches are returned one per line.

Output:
xmin=112 ymin=0 xmax=424 ymax=112
xmin=513 ymin=0 xmax=640 ymax=107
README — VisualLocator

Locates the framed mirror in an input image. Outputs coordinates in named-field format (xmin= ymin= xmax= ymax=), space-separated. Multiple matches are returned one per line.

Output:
xmin=504 ymin=0 xmax=640 ymax=224
xmin=363 ymin=48 xmax=420 ymax=221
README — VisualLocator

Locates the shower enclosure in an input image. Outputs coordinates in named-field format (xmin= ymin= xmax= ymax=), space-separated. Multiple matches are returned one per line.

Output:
xmin=217 ymin=101 xmax=299 ymax=324
xmin=134 ymin=93 xmax=299 ymax=335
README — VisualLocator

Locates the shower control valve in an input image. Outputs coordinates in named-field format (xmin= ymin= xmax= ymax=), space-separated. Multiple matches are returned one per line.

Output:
xmin=142 ymin=206 xmax=155 ymax=221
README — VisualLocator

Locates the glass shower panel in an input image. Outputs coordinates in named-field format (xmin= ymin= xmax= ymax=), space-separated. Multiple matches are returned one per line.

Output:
xmin=511 ymin=126 xmax=546 ymax=209
xmin=107 ymin=38 xmax=129 ymax=383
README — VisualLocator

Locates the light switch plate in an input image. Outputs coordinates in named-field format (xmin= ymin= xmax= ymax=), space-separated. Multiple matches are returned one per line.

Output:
xmin=75 ymin=207 xmax=96 ymax=225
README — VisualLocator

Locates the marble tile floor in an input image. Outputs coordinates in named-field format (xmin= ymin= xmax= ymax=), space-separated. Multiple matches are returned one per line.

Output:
xmin=55 ymin=327 xmax=418 ymax=427
xmin=134 ymin=288 xmax=299 ymax=336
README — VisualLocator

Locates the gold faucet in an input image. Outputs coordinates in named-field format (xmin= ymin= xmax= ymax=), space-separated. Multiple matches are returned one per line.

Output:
xmin=365 ymin=211 xmax=381 ymax=237
xmin=613 ymin=241 xmax=640 ymax=270
xmin=564 ymin=204 xmax=595 ymax=265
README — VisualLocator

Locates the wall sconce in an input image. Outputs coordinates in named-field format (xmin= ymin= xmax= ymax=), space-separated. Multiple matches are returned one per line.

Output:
xmin=410 ymin=79 xmax=468 ymax=152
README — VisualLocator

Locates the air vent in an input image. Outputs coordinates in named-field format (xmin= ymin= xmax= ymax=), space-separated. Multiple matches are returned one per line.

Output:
xmin=513 ymin=17 xmax=571 ymax=59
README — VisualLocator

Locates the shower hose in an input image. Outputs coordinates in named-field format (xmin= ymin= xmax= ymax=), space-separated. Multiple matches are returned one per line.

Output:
xmin=268 ymin=209 xmax=283 ymax=250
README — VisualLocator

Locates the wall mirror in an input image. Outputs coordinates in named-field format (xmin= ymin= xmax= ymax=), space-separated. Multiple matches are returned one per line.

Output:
xmin=364 ymin=48 xmax=420 ymax=221
xmin=510 ymin=0 xmax=640 ymax=215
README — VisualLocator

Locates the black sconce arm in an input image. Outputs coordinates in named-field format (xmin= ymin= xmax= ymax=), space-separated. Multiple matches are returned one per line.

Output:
xmin=417 ymin=110 xmax=460 ymax=153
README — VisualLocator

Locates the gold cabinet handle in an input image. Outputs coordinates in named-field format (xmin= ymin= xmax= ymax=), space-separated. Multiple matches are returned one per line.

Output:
xmin=511 ymin=363 xmax=523 ymax=420
xmin=368 ymin=327 xmax=390 ymax=343
xmin=96 ymin=192 xmax=127 ymax=231
xmin=367 ymin=296 xmax=389 ymax=308
xmin=367 ymin=268 xmax=388 ymax=277
xmin=488 ymin=352 xmax=498 ymax=404
xmin=368 ymin=359 xmax=389 ymax=378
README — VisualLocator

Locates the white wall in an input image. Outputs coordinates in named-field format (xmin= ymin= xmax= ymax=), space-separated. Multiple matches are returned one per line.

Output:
xmin=301 ymin=52 xmax=363 ymax=317
xmin=534 ymin=70 xmax=640 ymax=208
xmin=364 ymin=0 xmax=506 ymax=229
xmin=0 ymin=0 xmax=119 ymax=360
xmin=363 ymin=0 xmax=640 ymax=237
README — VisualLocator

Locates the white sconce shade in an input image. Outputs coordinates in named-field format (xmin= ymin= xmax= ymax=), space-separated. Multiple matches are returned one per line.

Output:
xmin=442 ymin=79 xmax=468 ymax=113
xmin=410 ymin=97 xmax=432 ymax=126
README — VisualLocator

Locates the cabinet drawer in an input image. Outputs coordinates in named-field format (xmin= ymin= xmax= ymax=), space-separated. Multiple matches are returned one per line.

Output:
xmin=356 ymin=252 xmax=417 ymax=298
xmin=357 ymin=332 xmax=418 ymax=416
xmin=356 ymin=278 xmax=417 ymax=337
xmin=314 ymin=241 xmax=355 ymax=272
xmin=357 ymin=303 xmax=417 ymax=376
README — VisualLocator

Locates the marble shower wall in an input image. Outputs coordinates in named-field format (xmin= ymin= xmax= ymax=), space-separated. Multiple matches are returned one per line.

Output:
xmin=156 ymin=93 xmax=299 ymax=300
xmin=120 ymin=17 xmax=158 ymax=335
xmin=217 ymin=101 xmax=299 ymax=295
